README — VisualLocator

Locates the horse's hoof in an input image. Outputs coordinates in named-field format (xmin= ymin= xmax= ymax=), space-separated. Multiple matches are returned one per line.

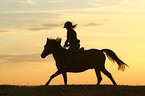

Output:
xmin=44 ymin=84 xmax=48 ymax=86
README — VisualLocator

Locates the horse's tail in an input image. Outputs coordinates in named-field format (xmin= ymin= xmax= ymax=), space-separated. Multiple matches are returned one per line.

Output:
xmin=101 ymin=49 xmax=128 ymax=71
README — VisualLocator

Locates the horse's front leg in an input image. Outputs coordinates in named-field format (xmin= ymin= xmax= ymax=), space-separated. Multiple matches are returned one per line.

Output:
xmin=62 ymin=72 xmax=67 ymax=85
xmin=45 ymin=70 xmax=61 ymax=86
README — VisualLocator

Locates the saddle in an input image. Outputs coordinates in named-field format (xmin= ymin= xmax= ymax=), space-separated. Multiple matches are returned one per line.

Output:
xmin=65 ymin=47 xmax=85 ymax=66
xmin=73 ymin=47 xmax=84 ymax=53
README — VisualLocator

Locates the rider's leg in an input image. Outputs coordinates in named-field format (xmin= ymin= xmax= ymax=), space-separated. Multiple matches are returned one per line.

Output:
xmin=65 ymin=48 xmax=72 ymax=67
xmin=65 ymin=42 xmax=80 ymax=68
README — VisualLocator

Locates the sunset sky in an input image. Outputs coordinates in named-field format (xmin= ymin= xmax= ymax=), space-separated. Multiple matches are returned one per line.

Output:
xmin=0 ymin=0 xmax=145 ymax=85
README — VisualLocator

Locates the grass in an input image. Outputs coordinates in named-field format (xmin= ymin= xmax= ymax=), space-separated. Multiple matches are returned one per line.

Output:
xmin=0 ymin=85 xmax=145 ymax=96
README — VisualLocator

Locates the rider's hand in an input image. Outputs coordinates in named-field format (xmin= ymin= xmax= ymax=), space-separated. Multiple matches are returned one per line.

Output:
xmin=64 ymin=45 xmax=66 ymax=47
xmin=64 ymin=44 xmax=69 ymax=47
xmin=64 ymin=44 xmax=67 ymax=47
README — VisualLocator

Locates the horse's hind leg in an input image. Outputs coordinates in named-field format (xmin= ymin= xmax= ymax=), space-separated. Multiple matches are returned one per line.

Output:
xmin=94 ymin=68 xmax=102 ymax=85
xmin=62 ymin=72 xmax=67 ymax=85
xmin=102 ymin=68 xmax=117 ymax=85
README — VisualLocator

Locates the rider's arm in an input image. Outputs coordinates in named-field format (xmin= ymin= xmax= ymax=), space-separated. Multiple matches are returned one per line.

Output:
xmin=64 ymin=40 xmax=69 ymax=47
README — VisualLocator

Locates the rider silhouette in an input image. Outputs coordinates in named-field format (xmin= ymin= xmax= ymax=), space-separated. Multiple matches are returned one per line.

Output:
xmin=63 ymin=21 xmax=80 ymax=67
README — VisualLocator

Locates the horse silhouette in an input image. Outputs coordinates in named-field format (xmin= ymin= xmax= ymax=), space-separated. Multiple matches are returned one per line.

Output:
xmin=41 ymin=38 xmax=128 ymax=86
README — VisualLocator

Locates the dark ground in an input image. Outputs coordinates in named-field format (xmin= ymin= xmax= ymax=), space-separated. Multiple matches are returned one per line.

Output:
xmin=0 ymin=85 xmax=145 ymax=96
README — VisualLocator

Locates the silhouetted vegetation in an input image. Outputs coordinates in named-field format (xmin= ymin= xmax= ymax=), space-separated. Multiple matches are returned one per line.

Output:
xmin=0 ymin=85 xmax=145 ymax=96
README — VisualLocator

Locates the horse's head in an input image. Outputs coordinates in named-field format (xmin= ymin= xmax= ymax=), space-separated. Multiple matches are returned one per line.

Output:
xmin=41 ymin=38 xmax=61 ymax=58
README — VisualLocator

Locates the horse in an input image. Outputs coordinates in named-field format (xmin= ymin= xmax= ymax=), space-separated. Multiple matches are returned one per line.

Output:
xmin=41 ymin=38 xmax=128 ymax=86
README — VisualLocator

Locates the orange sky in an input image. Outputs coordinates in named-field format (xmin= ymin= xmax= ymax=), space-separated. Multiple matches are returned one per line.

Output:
xmin=0 ymin=0 xmax=145 ymax=85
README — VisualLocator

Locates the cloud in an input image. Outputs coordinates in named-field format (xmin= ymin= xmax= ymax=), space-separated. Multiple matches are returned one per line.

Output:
xmin=88 ymin=0 xmax=122 ymax=7
xmin=28 ymin=23 xmax=62 ymax=31
xmin=0 ymin=30 xmax=9 ymax=33
xmin=13 ymin=0 xmax=34 ymax=5
xmin=87 ymin=0 xmax=137 ymax=8
xmin=83 ymin=23 xmax=103 ymax=27
xmin=0 ymin=53 xmax=53 ymax=64
xmin=26 ymin=0 xmax=34 ymax=5
xmin=27 ymin=23 xmax=102 ymax=31
xmin=48 ymin=0 xmax=64 ymax=3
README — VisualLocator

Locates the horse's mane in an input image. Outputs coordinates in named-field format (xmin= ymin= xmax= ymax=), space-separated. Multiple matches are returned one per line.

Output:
xmin=48 ymin=37 xmax=62 ymax=42
xmin=47 ymin=38 xmax=66 ymax=51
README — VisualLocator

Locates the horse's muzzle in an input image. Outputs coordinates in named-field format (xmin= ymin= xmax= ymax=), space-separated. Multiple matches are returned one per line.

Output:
xmin=41 ymin=54 xmax=46 ymax=58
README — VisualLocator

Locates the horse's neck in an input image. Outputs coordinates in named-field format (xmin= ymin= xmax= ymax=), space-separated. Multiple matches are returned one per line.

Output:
xmin=52 ymin=46 xmax=65 ymax=63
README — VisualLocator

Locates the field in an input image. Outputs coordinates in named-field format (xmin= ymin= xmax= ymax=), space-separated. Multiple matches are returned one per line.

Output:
xmin=0 ymin=85 xmax=145 ymax=96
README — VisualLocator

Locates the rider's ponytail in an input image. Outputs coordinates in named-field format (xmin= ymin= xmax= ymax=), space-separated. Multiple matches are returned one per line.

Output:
xmin=72 ymin=24 xmax=77 ymax=28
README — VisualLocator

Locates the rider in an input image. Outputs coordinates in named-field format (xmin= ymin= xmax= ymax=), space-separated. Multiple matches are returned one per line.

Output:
xmin=63 ymin=21 xmax=80 ymax=67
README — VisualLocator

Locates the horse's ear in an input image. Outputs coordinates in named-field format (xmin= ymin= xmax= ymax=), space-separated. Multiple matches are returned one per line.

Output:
xmin=47 ymin=38 xmax=50 ymax=43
